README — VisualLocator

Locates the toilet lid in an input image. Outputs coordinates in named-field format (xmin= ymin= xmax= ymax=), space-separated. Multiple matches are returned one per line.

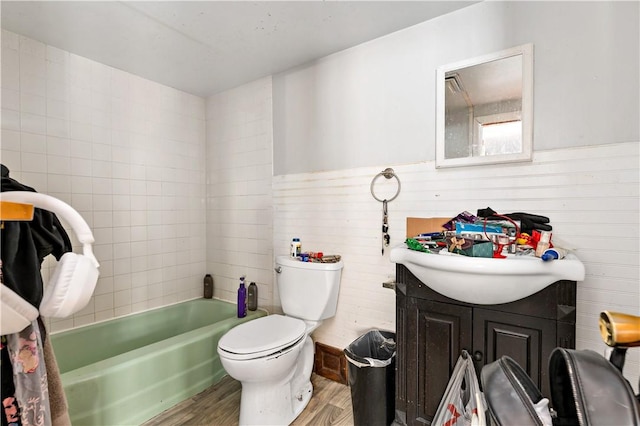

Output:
xmin=218 ymin=315 xmax=306 ymax=359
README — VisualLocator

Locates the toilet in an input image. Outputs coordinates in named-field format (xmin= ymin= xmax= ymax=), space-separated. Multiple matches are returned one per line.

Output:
xmin=217 ymin=255 xmax=344 ymax=426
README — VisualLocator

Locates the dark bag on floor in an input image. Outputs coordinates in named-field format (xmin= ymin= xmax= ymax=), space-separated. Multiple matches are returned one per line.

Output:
xmin=480 ymin=355 xmax=552 ymax=425
xmin=481 ymin=348 xmax=640 ymax=426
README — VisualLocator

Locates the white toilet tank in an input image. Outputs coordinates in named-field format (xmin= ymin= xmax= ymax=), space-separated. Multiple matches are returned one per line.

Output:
xmin=275 ymin=255 xmax=343 ymax=321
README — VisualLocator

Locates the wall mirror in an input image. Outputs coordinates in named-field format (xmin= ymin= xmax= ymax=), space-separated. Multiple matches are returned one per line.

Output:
xmin=436 ymin=44 xmax=533 ymax=168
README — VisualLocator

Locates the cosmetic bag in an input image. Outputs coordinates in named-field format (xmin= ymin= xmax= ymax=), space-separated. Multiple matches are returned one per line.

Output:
xmin=481 ymin=348 xmax=640 ymax=426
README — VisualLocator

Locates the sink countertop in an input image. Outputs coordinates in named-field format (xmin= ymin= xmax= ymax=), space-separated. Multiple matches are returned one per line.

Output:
xmin=389 ymin=244 xmax=586 ymax=304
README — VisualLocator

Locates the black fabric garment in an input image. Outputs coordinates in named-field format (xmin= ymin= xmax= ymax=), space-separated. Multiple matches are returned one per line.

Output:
xmin=1 ymin=164 xmax=72 ymax=308
xmin=477 ymin=207 xmax=552 ymax=234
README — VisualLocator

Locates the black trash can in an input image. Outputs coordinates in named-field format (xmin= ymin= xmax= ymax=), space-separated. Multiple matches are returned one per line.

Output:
xmin=344 ymin=330 xmax=396 ymax=426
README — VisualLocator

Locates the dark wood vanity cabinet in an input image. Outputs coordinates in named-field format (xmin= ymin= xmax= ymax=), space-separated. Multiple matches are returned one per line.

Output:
xmin=394 ymin=264 xmax=577 ymax=426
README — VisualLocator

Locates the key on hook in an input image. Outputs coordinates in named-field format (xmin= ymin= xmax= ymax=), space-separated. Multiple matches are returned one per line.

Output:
xmin=382 ymin=199 xmax=390 ymax=255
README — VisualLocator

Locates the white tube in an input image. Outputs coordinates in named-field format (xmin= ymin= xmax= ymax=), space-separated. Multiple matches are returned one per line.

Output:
xmin=541 ymin=247 xmax=568 ymax=261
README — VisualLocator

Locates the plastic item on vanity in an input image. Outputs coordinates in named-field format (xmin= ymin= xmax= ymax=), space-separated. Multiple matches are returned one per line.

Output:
xmin=541 ymin=247 xmax=567 ymax=261
xmin=290 ymin=238 xmax=302 ymax=258
xmin=203 ymin=274 xmax=214 ymax=299
xmin=237 ymin=276 xmax=247 ymax=318
xmin=535 ymin=231 xmax=552 ymax=257
xmin=248 ymin=282 xmax=258 ymax=311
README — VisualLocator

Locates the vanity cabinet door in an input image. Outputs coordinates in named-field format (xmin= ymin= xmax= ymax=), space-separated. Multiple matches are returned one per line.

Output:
xmin=394 ymin=265 xmax=576 ymax=426
xmin=473 ymin=308 xmax=556 ymax=398
xmin=409 ymin=299 xmax=472 ymax=425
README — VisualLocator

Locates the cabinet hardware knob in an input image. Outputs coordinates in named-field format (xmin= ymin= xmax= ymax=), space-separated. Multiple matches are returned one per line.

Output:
xmin=473 ymin=351 xmax=484 ymax=362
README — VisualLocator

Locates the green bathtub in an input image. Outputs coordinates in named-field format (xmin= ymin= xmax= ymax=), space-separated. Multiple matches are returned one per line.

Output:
xmin=50 ymin=298 xmax=266 ymax=425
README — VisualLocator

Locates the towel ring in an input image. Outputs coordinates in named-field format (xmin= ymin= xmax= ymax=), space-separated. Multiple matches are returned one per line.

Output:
xmin=370 ymin=168 xmax=401 ymax=202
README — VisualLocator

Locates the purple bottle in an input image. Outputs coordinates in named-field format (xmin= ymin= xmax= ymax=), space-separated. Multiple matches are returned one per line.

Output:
xmin=237 ymin=276 xmax=247 ymax=318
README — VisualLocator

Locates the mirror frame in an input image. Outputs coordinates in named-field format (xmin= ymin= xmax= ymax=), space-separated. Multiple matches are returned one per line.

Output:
xmin=436 ymin=43 xmax=534 ymax=168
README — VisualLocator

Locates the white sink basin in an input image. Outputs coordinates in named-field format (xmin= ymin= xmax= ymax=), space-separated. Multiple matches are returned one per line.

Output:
xmin=390 ymin=244 xmax=585 ymax=304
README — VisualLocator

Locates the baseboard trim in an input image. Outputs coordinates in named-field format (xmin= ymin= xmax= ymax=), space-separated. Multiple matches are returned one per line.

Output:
xmin=314 ymin=342 xmax=348 ymax=385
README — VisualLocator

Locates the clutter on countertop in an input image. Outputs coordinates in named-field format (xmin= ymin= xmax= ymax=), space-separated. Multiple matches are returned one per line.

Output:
xmin=405 ymin=217 xmax=449 ymax=238
xmin=288 ymin=241 xmax=341 ymax=263
xmin=535 ymin=230 xmax=552 ymax=257
xmin=405 ymin=238 xmax=430 ymax=252
xmin=296 ymin=253 xmax=341 ymax=263
xmin=405 ymin=208 xmax=569 ymax=260
xmin=477 ymin=207 xmax=552 ymax=233
xmin=541 ymin=247 xmax=567 ymax=262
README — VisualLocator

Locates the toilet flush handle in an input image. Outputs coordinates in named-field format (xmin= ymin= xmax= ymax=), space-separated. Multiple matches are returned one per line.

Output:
xmin=274 ymin=266 xmax=282 ymax=274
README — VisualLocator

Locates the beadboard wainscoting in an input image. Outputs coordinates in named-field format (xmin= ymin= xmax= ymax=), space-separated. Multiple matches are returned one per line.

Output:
xmin=273 ymin=141 xmax=639 ymax=391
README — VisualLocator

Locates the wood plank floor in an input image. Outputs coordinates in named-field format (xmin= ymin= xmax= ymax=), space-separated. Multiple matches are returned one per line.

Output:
xmin=142 ymin=374 xmax=354 ymax=426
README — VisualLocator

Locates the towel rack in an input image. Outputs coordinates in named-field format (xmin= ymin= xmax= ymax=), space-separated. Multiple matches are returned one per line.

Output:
xmin=370 ymin=168 xmax=401 ymax=255
xmin=370 ymin=168 xmax=401 ymax=202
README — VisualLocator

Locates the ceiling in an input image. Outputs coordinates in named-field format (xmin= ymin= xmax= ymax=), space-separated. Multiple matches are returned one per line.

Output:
xmin=446 ymin=53 xmax=523 ymax=109
xmin=1 ymin=1 xmax=477 ymax=97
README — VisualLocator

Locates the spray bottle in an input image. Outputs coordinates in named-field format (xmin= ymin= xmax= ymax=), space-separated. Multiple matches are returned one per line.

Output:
xmin=237 ymin=276 xmax=247 ymax=318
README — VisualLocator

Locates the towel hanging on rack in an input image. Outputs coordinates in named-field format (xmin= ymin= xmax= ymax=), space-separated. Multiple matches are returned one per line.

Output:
xmin=1 ymin=165 xmax=100 ymax=335
xmin=1 ymin=165 xmax=72 ymax=316
xmin=1 ymin=164 xmax=78 ymax=426
xmin=1 ymin=191 xmax=100 ymax=334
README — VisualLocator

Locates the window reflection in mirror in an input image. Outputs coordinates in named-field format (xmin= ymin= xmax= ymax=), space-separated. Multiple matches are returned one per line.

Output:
xmin=436 ymin=44 xmax=533 ymax=168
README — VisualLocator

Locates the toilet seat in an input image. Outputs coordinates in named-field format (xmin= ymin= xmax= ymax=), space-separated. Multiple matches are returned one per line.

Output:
xmin=218 ymin=315 xmax=306 ymax=361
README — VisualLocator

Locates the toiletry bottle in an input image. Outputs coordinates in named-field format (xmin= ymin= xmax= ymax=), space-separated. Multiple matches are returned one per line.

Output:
xmin=535 ymin=231 xmax=551 ymax=258
xmin=203 ymin=274 xmax=213 ymax=299
xmin=290 ymin=238 xmax=302 ymax=258
xmin=247 ymin=282 xmax=258 ymax=311
xmin=541 ymin=247 xmax=567 ymax=261
xmin=237 ymin=276 xmax=247 ymax=318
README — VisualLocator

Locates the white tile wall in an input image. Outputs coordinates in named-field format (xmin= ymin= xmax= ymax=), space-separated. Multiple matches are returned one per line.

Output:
xmin=273 ymin=142 xmax=640 ymax=391
xmin=205 ymin=77 xmax=275 ymax=312
xmin=1 ymin=31 xmax=207 ymax=331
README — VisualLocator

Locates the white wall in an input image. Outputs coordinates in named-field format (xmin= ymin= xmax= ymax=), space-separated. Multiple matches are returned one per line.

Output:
xmin=205 ymin=77 xmax=275 ymax=311
xmin=271 ymin=1 xmax=639 ymax=389
xmin=1 ymin=30 xmax=207 ymax=331
xmin=273 ymin=1 xmax=639 ymax=175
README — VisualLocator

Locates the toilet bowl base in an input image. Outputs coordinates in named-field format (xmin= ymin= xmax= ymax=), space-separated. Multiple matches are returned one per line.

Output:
xmin=238 ymin=378 xmax=313 ymax=426
xmin=230 ymin=336 xmax=314 ymax=425
xmin=236 ymin=337 xmax=315 ymax=425
xmin=292 ymin=380 xmax=313 ymax=417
